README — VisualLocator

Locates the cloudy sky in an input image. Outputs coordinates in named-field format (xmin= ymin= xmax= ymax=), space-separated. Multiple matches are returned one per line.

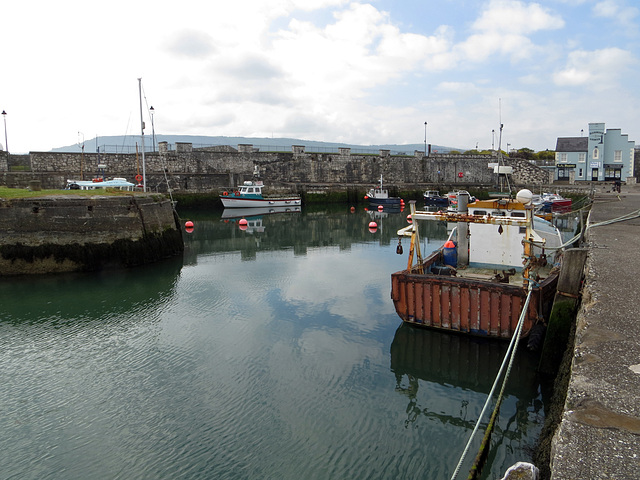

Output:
xmin=2 ymin=0 xmax=638 ymax=153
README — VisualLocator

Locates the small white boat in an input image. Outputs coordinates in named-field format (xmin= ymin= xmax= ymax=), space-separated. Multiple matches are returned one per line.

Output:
xmin=365 ymin=175 xmax=402 ymax=207
xmin=220 ymin=181 xmax=301 ymax=208
xmin=66 ymin=178 xmax=136 ymax=191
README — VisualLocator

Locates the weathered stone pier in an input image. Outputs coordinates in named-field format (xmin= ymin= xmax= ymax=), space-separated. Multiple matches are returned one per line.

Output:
xmin=549 ymin=185 xmax=640 ymax=478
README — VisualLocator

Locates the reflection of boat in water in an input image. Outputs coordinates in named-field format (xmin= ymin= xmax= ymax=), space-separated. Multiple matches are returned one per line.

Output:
xmin=220 ymin=180 xmax=301 ymax=208
xmin=364 ymin=175 xmax=402 ymax=207
xmin=390 ymin=322 xmax=544 ymax=433
xmin=221 ymin=206 xmax=301 ymax=219
xmin=391 ymin=190 xmax=563 ymax=339
xmin=390 ymin=322 xmax=541 ymax=399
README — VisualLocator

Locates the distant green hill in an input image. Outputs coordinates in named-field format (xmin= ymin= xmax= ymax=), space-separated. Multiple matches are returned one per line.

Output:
xmin=51 ymin=134 xmax=458 ymax=155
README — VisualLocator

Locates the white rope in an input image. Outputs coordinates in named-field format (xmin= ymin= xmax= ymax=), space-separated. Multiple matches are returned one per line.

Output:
xmin=449 ymin=282 xmax=534 ymax=480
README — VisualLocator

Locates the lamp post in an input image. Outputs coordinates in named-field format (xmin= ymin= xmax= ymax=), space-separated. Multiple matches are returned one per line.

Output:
xmin=2 ymin=110 xmax=7 ymax=153
xmin=424 ymin=121 xmax=427 ymax=157
xmin=150 ymin=106 xmax=156 ymax=152
xmin=492 ymin=129 xmax=495 ymax=150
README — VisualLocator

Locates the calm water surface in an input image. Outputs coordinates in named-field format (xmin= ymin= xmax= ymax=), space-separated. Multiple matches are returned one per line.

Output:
xmin=0 ymin=205 xmax=548 ymax=479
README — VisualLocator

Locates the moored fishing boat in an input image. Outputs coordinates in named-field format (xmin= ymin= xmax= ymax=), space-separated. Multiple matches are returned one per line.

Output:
xmin=365 ymin=175 xmax=402 ymax=207
xmin=220 ymin=180 xmax=301 ymax=208
xmin=423 ymin=190 xmax=448 ymax=206
xmin=391 ymin=190 xmax=563 ymax=339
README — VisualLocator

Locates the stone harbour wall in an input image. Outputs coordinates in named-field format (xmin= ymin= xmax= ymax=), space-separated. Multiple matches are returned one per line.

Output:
xmin=4 ymin=143 xmax=552 ymax=192
xmin=0 ymin=195 xmax=183 ymax=275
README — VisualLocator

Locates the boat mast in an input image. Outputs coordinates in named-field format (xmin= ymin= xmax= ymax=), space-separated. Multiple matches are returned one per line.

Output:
xmin=138 ymin=78 xmax=147 ymax=192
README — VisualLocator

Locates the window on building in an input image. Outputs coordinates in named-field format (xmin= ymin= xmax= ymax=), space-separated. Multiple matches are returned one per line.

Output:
xmin=579 ymin=153 xmax=586 ymax=163
xmin=593 ymin=147 xmax=599 ymax=159
xmin=560 ymin=153 xmax=567 ymax=162
xmin=614 ymin=150 xmax=622 ymax=162
xmin=579 ymin=168 xmax=583 ymax=177
xmin=604 ymin=168 xmax=621 ymax=180
xmin=558 ymin=167 xmax=571 ymax=180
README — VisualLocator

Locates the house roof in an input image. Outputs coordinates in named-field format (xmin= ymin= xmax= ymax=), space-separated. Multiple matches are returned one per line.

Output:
xmin=556 ymin=137 xmax=588 ymax=152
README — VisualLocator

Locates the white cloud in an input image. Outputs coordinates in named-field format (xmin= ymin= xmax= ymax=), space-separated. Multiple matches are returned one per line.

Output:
xmin=553 ymin=47 xmax=636 ymax=87
xmin=473 ymin=0 xmax=565 ymax=34
xmin=592 ymin=0 xmax=639 ymax=31
xmin=453 ymin=0 xmax=565 ymax=63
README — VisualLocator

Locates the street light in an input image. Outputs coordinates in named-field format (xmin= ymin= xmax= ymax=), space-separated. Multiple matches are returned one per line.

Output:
xmin=150 ymin=106 xmax=156 ymax=152
xmin=424 ymin=121 xmax=427 ymax=157
xmin=492 ymin=129 xmax=495 ymax=150
xmin=2 ymin=110 xmax=7 ymax=153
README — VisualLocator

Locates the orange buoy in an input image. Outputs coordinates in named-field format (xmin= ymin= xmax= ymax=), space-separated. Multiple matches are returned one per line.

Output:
xmin=350 ymin=206 xmax=355 ymax=213
xmin=364 ymin=195 xmax=369 ymax=200
xmin=135 ymin=174 xmax=143 ymax=182
xmin=185 ymin=220 xmax=194 ymax=228
xmin=223 ymin=191 xmax=228 ymax=196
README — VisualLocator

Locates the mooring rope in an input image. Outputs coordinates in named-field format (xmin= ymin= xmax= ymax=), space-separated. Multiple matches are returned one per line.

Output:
xmin=449 ymin=281 xmax=534 ymax=480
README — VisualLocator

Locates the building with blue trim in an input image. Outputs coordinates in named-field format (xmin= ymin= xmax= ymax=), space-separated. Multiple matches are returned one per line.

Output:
xmin=555 ymin=123 xmax=635 ymax=183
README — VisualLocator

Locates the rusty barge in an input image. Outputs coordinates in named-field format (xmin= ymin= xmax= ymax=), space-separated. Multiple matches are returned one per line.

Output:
xmin=391 ymin=190 xmax=563 ymax=339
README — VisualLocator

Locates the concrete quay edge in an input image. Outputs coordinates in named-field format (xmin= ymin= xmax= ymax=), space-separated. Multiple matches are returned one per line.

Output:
xmin=550 ymin=185 xmax=640 ymax=479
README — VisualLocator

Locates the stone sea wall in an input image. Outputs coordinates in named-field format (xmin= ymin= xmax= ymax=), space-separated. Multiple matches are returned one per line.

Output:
xmin=0 ymin=195 xmax=183 ymax=275
xmin=2 ymin=143 xmax=552 ymax=192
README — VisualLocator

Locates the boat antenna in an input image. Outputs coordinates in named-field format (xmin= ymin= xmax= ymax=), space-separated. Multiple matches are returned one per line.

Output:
xmin=496 ymin=110 xmax=514 ymax=196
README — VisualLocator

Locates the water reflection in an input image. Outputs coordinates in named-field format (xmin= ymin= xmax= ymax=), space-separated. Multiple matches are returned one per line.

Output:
xmin=0 ymin=206 xmax=547 ymax=480
xmin=181 ymin=205 xmax=449 ymax=264
xmin=390 ymin=322 xmax=547 ymax=477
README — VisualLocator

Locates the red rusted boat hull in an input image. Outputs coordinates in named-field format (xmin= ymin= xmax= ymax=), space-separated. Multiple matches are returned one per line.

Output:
xmin=390 ymin=253 xmax=559 ymax=339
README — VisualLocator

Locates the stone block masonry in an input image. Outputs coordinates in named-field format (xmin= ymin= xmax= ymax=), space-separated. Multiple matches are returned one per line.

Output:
xmin=7 ymin=143 xmax=551 ymax=192
xmin=0 ymin=195 xmax=183 ymax=275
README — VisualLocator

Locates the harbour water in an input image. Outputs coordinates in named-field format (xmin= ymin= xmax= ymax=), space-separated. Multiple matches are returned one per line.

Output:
xmin=0 ymin=205 xmax=550 ymax=479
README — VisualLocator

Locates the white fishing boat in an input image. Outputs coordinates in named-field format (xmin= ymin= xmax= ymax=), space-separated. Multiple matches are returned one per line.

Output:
xmin=391 ymin=190 xmax=564 ymax=339
xmin=220 ymin=180 xmax=301 ymax=208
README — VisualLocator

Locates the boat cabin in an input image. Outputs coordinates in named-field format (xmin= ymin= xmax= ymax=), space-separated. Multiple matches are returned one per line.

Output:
xmin=237 ymin=181 xmax=264 ymax=197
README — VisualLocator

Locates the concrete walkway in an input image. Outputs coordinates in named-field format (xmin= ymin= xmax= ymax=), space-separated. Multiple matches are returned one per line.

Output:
xmin=551 ymin=185 xmax=640 ymax=479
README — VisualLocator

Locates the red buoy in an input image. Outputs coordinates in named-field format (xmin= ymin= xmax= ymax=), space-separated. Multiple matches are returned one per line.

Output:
xmin=185 ymin=220 xmax=194 ymax=228
xmin=368 ymin=221 xmax=377 ymax=229
xmin=407 ymin=215 xmax=412 ymax=223
xmin=239 ymin=218 xmax=248 ymax=226
xmin=377 ymin=205 xmax=383 ymax=211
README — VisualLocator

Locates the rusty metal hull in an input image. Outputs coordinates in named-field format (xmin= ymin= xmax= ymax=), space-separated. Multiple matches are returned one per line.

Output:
xmin=390 ymin=252 xmax=559 ymax=339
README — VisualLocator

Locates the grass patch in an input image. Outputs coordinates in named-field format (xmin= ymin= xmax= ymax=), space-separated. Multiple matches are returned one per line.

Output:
xmin=0 ymin=186 xmax=151 ymax=199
